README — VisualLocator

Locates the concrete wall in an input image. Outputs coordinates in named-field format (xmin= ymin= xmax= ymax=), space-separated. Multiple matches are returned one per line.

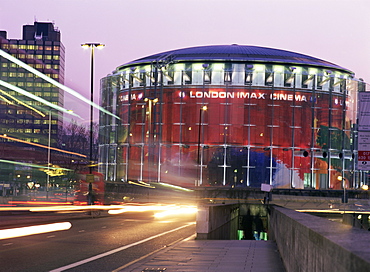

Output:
xmin=196 ymin=204 xmax=239 ymax=239
xmin=269 ymin=206 xmax=370 ymax=272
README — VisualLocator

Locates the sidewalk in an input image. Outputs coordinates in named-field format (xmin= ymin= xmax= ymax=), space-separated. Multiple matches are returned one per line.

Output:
xmin=118 ymin=237 xmax=286 ymax=272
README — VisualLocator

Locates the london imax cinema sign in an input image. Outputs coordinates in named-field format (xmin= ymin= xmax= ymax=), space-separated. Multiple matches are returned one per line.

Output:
xmin=119 ymin=90 xmax=309 ymax=102
xmin=189 ymin=91 xmax=308 ymax=102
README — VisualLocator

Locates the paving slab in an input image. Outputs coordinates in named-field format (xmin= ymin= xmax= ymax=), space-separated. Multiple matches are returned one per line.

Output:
xmin=120 ymin=238 xmax=286 ymax=272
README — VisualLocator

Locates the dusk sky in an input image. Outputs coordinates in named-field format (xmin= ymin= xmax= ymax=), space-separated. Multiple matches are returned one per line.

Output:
xmin=1 ymin=0 xmax=369 ymax=121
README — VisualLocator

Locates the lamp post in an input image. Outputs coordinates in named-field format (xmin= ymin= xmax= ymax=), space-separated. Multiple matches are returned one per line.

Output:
xmin=81 ymin=43 xmax=105 ymax=205
xmin=46 ymin=110 xmax=51 ymax=200
xmin=197 ymin=105 xmax=207 ymax=186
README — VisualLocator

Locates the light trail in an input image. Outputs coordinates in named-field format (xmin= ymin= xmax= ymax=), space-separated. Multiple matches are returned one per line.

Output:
xmin=0 ymin=222 xmax=72 ymax=240
xmin=154 ymin=206 xmax=197 ymax=218
xmin=0 ymin=134 xmax=87 ymax=158
xmin=0 ymin=159 xmax=73 ymax=172
xmin=0 ymin=79 xmax=81 ymax=118
xmin=0 ymin=88 xmax=46 ymax=117
xmin=0 ymin=49 xmax=119 ymax=120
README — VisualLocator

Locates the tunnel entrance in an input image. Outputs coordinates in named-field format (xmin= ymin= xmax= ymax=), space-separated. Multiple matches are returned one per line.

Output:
xmin=238 ymin=204 xmax=269 ymax=240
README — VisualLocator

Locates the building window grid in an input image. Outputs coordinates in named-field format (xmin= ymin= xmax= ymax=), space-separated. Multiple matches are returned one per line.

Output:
xmin=99 ymin=63 xmax=360 ymax=188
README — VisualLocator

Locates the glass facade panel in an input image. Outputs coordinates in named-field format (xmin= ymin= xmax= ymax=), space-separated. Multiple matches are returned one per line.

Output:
xmin=99 ymin=50 xmax=363 ymax=190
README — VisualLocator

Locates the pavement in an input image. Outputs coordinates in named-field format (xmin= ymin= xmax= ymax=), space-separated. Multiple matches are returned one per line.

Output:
xmin=117 ymin=236 xmax=286 ymax=272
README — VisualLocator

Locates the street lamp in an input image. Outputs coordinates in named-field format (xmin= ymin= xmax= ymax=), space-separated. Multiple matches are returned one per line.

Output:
xmin=46 ymin=109 xmax=51 ymax=200
xmin=81 ymin=43 xmax=105 ymax=205
xmin=197 ymin=105 xmax=207 ymax=186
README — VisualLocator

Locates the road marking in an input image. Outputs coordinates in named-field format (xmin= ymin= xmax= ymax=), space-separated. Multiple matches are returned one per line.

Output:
xmin=47 ymin=235 xmax=56 ymax=238
xmin=112 ymin=233 xmax=197 ymax=272
xmin=49 ymin=222 xmax=195 ymax=272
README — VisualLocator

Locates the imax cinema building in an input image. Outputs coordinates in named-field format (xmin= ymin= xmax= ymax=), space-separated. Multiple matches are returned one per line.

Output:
xmin=99 ymin=44 xmax=365 ymax=189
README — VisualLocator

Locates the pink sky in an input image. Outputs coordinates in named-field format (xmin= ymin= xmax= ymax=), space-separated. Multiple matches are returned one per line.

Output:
xmin=1 ymin=0 xmax=369 ymax=122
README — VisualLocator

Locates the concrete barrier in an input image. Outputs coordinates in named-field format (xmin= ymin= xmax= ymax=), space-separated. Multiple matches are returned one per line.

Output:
xmin=269 ymin=206 xmax=370 ymax=272
xmin=196 ymin=203 xmax=239 ymax=239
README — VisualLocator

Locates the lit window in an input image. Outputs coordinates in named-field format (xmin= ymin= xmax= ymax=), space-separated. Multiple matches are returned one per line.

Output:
xmin=34 ymin=120 xmax=41 ymax=124
xmin=17 ymin=73 xmax=24 ymax=77
xmin=36 ymin=64 xmax=43 ymax=69
xmin=53 ymin=46 xmax=60 ymax=51
xmin=1 ymin=44 xmax=9 ymax=49
xmin=245 ymin=70 xmax=253 ymax=85
xmin=45 ymin=64 xmax=51 ymax=69
xmin=37 ymin=46 xmax=43 ymax=50
xmin=25 ymin=129 xmax=32 ymax=133
xmin=265 ymin=65 xmax=274 ymax=86
xmin=27 ymin=83 xmax=33 ymax=87
xmin=1 ymin=63 xmax=7 ymax=67
xmin=36 ymin=55 xmax=43 ymax=59
xmin=19 ymin=45 xmax=26 ymax=49
xmin=44 ymin=92 xmax=51 ymax=96
xmin=203 ymin=66 xmax=211 ymax=84
xmin=45 ymin=55 xmax=52 ymax=60
xmin=1 ymin=72 xmax=7 ymax=76
xmin=45 ymin=46 xmax=52 ymax=51
xmin=27 ymin=54 xmax=34 ymax=59
xmin=27 ymin=45 xmax=35 ymax=50
xmin=34 ymin=129 xmax=41 ymax=133
xmin=52 ymin=74 xmax=59 ymax=78
xmin=53 ymin=55 xmax=60 ymax=60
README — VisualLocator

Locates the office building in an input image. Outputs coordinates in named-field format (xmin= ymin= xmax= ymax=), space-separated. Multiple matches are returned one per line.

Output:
xmin=0 ymin=21 xmax=64 ymax=146
xmin=0 ymin=22 xmax=65 ymax=189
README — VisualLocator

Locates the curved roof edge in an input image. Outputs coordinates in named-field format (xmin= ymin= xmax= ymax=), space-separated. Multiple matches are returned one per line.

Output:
xmin=117 ymin=44 xmax=353 ymax=74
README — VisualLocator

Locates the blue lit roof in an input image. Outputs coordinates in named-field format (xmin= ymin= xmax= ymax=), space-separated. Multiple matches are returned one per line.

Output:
xmin=120 ymin=44 xmax=352 ymax=73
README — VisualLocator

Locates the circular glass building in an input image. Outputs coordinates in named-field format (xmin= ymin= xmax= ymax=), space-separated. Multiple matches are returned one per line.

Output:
xmin=99 ymin=44 xmax=363 ymax=189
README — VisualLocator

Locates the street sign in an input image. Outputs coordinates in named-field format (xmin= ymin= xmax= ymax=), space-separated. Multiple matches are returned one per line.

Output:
xmin=357 ymin=131 xmax=370 ymax=170
xmin=86 ymin=174 xmax=95 ymax=183
xmin=358 ymin=92 xmax=370 ymax=131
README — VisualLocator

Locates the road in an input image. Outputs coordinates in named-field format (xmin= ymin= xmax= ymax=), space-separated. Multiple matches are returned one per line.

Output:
xmin=0 ymin=212 xmax=196 ymax=272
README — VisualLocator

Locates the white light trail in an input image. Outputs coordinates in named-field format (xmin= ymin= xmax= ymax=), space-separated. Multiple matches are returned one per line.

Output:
xmin=0 ymin=222 xmax=72 ymax=240
xmin=0 ymin=49 xmax=120 ymax=120
xmin=0 ymin=79 xmax=81 ymax=118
